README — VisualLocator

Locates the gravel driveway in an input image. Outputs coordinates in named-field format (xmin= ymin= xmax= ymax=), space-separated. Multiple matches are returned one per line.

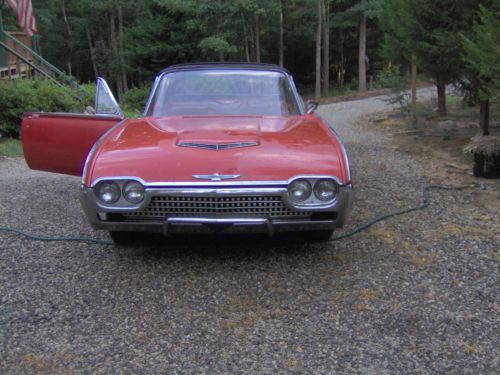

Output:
xmin=1 ymin=89 xmax=498 ymax=374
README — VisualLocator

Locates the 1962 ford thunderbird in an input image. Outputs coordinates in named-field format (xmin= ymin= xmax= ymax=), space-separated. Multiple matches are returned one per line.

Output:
xmin=21 ymin=63 xmax=352 ymax=244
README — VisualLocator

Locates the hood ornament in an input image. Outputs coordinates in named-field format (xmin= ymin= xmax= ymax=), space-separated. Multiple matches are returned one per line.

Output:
xmin=192 ymin=173 xmax=241 ymax=181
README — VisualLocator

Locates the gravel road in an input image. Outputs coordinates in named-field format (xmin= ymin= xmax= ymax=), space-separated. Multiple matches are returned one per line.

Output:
xmin=1 ymin=89 xmax=498 ymax=374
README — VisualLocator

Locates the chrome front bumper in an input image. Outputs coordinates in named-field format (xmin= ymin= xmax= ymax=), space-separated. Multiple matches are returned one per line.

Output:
xmin=80 ymin=184 xmax=353 ymax=236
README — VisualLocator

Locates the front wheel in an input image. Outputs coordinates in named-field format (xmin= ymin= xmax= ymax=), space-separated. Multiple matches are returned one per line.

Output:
xmin=305 ymin=229 xmax=335 ymax=242
xmin=109 ymin=231 xmax=136 ymax=245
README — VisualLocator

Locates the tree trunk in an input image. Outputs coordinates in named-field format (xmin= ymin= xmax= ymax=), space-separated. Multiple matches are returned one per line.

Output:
xmin=254 ymin=13 xmax=261 ymax=63
xmin=358 ymin=0 xmax=367 ymax=92
xmin=411 ymin=55 xmax=417 ymax=127
xmin=322 ymin=0 xmax=330 ymax=96
xmin=479 ymin=100 xmax=490 ymax=136
xmin=279 ymin=0 xmax=284 ymax=67
xmin=118 ymin=5 xmax=127 ymax=94
xmin=339 ymin=31 xmax=345 ymax=87
xmin=60 ymin=0 xmax=73 ymax=77
xmin=243 ymin=22 xmax=250 ymax=63
xmin=86 ymin=26 xmax=99 ymax=80
xmin=436 ymin=79 xmax=447 ymax=116
xmin=109 ymin=11 xmax=123 ymax=101
xmin=315 ymin=0 xmax=322 ymax=99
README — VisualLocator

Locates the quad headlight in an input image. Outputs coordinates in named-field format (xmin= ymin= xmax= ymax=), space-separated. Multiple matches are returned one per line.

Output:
xmin=95 ymin=181 xmax=121 ymax=204
xmin=288 ymin=179 xmax=312 ymax=203
xmin=313 ymin=179 xmax=338 ymax=201
xmin=123 ymin=181 xmax=145 ymax=203
xmin=288 ymin=177 xmax=339 ymax=206
xmin=94 ymin=179 xmax=145 ymax=205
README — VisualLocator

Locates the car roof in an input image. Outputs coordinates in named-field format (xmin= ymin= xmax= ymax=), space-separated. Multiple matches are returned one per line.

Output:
xmin=159 ymin=62 xmax=292 ymax=75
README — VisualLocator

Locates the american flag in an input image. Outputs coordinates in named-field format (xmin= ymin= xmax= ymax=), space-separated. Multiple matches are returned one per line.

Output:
xmin=6 ymin=0 xmax=37 ymax=37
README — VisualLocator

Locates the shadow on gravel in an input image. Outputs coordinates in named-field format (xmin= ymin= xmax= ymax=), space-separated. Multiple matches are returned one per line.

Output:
xmin=111 ymin=232 xmax=332 ymax=261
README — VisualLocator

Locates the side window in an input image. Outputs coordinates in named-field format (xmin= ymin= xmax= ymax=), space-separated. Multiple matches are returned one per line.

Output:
xmin=95 ymin=78 xmax=122 ymax=116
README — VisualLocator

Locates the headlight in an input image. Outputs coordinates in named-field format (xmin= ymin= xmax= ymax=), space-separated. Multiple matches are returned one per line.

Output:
xmin=123 ymin=181 xmax=145 ymax=203
xmin=313 ymin=179 xmax=338 ymax=201
xmin=96 ymin=181 xmax=121 ymax=204
xmin=288 ymin=179 xmax=312 ymax=203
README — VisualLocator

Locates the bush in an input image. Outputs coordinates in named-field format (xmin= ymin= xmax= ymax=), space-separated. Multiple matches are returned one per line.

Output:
xmin=122 ymin=84 xmax=151 ymax=114
xmin=0 ymin=79 xmax=84 ymax=138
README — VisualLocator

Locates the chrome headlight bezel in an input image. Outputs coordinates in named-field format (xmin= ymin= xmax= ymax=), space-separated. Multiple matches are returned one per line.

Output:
xmin=287 ymin=178 xmax=313 ymax=203
xmin=92 ymin=178 xmax=147 ymax=208
xmin=123 ymin=180 xmax=145 ymax=204
xmin=287 ymin=176 xmax=340 ymax=208
xmin=95 ymin=181 xmax=121 ymax=204
xmin=313 ymin=179 xmax=339 ymax=202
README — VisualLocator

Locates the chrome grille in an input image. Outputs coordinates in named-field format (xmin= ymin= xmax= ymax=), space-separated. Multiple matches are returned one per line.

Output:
xmin=123 ymin=195 xmax=311 ymax=220
xmin=177 ymin=141 xmax=258 ymax=150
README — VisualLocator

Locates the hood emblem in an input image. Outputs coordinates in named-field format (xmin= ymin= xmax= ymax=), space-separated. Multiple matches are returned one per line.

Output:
xmin=192 ymin=173 xmax=241 ymax=181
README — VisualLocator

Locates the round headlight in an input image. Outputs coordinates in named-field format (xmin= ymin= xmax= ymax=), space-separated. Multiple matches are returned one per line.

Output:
xmin=313 ymin=179 xmax=338 ymax=201
xmin=96 ymin=181 xmax=120 ymax=204
xmin=123 ymin=181 xmax=145 ymax=203
xmin=288 ymin=179 xmax=312 ymax=203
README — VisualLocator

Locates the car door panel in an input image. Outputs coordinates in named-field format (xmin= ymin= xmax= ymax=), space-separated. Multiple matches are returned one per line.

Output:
xmin=22 ymin=112 xmax=123 ymax=176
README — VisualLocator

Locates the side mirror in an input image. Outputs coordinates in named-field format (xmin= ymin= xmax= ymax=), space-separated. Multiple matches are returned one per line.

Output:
xmin=305 ymin=100 xmax=318 ymax=114
xmin=95 ymin=77 xmax=123 ymax=116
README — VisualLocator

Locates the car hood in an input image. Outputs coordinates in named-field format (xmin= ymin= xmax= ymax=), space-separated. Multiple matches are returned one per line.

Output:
xmin=86 ymin=115 xmax=347 ymax=185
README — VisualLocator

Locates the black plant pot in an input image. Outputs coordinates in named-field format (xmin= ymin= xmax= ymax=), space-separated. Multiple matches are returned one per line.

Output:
xmin=473 ymin=151 xmax=500 ymax=178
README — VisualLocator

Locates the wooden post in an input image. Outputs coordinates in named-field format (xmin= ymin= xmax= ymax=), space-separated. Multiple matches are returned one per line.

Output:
xmin=0 ymin=2 xmax=7 ymax=69
xmin=411 ymin=55 xmax=417 ymax=127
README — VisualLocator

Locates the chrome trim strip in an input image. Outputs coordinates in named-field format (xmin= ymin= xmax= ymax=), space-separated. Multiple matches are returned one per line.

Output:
xmin=89 ymin=174 xmax=344 ymax=188
xmin=317 ymin=114 xmax=352 ymax=184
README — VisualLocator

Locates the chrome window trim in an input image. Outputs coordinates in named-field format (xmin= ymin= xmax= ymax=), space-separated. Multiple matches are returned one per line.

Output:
xmin=143 ymin=75 xmax=160 ymax=117
xmin=95 ymin=77 xmax=123 ymax=117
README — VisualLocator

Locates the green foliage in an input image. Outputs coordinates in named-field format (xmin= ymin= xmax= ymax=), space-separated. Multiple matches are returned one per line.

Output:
xmin=374 ymin=64 xmax=408 ymax=89
xmin=380 ymin=0 xmax=486 ymax=84
xmin=122 ymin=84 xmax=152 ymax=113
xmin=462 ymin=5 xmax=500 ymax=103
xmin=0 ymin=139 xmax=23 ymax=157
xmin=198 ymin=36 xmax=237 ymax=60
xmin=0 ymin=79 xmax=83 ymax=138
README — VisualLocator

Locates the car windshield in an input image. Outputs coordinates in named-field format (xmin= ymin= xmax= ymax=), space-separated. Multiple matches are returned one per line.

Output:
xmin=147 ymin=70 xmax=301 ymax=117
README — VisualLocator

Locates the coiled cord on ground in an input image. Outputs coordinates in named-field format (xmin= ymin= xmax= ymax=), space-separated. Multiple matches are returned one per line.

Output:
xmin=0 ymin=183 xmax=483 ymax=246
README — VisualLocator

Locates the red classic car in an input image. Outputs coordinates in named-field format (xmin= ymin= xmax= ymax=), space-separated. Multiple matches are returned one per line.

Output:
xmin=22 ymin=63 xmax=352 ymax=244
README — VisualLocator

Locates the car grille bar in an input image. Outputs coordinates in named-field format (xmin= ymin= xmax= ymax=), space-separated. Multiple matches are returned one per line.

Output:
xmin=177 ymin=141 xmax=258 ymax=150
xmin=123 ymin=195 xmax=311 ymax=220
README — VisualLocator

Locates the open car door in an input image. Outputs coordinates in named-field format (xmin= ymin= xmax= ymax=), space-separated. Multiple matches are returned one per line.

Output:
xmin=22 ymin=78 xmax=124 ymax=176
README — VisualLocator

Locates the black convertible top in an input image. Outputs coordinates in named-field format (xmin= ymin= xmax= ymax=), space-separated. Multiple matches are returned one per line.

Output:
xmin=159 ymin=62 xmax=292 ymax=75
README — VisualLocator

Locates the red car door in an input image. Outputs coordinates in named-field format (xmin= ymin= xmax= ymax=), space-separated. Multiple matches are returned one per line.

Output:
xmin=22 ymin=77 xmax=125 ymax=177
xmin=22 ymin=112 xmax=123 ymax=176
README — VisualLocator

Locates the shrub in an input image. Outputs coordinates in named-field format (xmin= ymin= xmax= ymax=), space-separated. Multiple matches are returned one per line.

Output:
xmin=0 ymin=79 xmax=84 ymax=138
xmin=122 ymin=84 xmax=151 ymax=114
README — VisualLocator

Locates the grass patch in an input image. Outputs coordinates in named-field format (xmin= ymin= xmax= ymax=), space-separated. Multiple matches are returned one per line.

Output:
xmin=0 ymin=138 xmax=23 ymax=157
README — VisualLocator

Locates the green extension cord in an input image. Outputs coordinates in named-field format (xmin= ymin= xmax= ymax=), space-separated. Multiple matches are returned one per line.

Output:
xmin=0 ymin=183 xmax=483 ymax=246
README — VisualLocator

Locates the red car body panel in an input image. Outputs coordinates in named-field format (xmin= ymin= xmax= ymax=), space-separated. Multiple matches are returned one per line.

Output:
xmin=81 ymin=114 xmax=348 ymax=186
xmin=22 ymin=113 xmax=122 ymax=176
